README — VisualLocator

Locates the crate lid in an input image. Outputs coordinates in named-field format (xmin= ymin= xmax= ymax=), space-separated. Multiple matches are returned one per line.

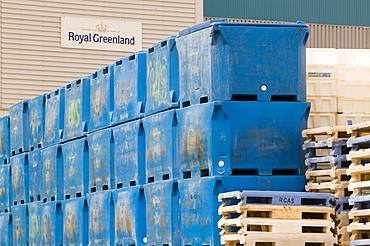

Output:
xmin=178 ymin=19 xmax=308 ymax=37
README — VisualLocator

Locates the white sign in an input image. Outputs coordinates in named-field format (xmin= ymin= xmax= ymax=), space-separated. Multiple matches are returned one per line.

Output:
xmin=61 ymin=17 xmax=142 ymax=52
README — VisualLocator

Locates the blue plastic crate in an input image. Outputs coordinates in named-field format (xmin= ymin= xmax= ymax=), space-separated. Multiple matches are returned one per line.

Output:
xmin=28 ymin=201 xmax=42 ymax=246
xmin=41 ymin=201 xmax=63 ymax=246
xmin=177 ymin=101 xmax=310 ymax=178
xmin=144 ymin=179 xmax=180 ymax=246
xmin=28 ymin=94 xmax=46 ymax=151
xmin=113 ymin=51 xmax=146 ymax=125
xmin=113 ymin=119 xmax=145 ymax=188
xmin=0 ymin=212 xmax=12 ymax=245
xmin=12 ymin=204 xmax=28 ymax=245
xmin=87 ymin=191 xmax=114 ymax=245
xmin=9 ymin=100 xmax=30 ymax=156
xmin=89 ymin=65 xmax=114 ymax=132
xmin=0 ymin=164 xmax=12 ymax=213
xmin=41 ymin=144 xmax=64 ymax=202
xmin=10 ymin=153 xmax=29 ymax=205
xmin=87 ymin=128 xmax=114 ymax=192
xmin=178 ymin=175 xmax=308 ymax=246
xmin=0 ymin=116 xmax=11 ymax=164
xmin=28 ymin=149 xmax=42 ymax=203
xmin=62 ymin=138 xmax=88 ymax=199
xmin=145 ymin=36 xmax=179 ymax=116
xmin=113 ymin=186 xmax=146 ymax=246
xmin=143 ymin=109 xmax=178 ymax=183
xmin=63 ymin=76 xmax=90 ymax=141
xmin=62 ymin=197 xmax=88 ymax=246
xmin=44 ymin=87 xmax=65 ymax=148
xmin=177 ymin=20 xmax=309 ymax=106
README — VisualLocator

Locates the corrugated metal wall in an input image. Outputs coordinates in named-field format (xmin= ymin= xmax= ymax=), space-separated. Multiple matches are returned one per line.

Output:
xmin=0 ymin=0 xmax=202 ymax=116
xmin=204 ymin=17 xmax=370 ymax=49
xmin=204 ymin=0 xmax=370 ymax=27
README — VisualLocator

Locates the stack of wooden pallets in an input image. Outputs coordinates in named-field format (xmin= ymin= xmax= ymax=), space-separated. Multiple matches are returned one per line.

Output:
xmin=218 ymin=190 xmax=337 ymax=246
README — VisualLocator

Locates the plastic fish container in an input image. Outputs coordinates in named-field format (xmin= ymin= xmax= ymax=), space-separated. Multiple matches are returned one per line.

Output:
xmin=28 ymin=94 xmax=46 ymax=150
xmin=9 ymin=100 xmax=30 ymax=156
xmin=10 ymin=153 xmax=29 ymax=205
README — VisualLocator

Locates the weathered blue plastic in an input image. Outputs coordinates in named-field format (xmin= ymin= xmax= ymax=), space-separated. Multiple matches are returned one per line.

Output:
xmin=44 ymin=87 xmax=65 ymax=148
xmin=349 ymin=194 xmax=370 ymax=207
xmin=350 ymin=239 xmax=370 ymax=246
xmin=89 ymin=64 xmax=114 ymax=132
xmin=12 ymin=204 xmax=28 ymax=245
xmin=0 ymin=116 xmax=11 ymax=164
xmin=28 ymin=149 xmax=42 ymax=202
xmin=177 ymin=101 xmax=310 ymax=177
xmin=143 ymin=109 xmax=178 ymax=183
xmin=336 ymin=197 xmax=352 ymax=213
xmin=113 ymin=51 xmax=146 ymax=125
xmin=177 ymin=20 xmax=310 ymax=105
xmin=0 ymin=212 xmax=12 ymax=245
xmin=63 ymin=76 xmax=90 ymax=141
xmin=219 ymin=190 xmax=335 ymax=207
xmin=303 ymin=139 xmax=350 ymax=158
xmin=41 ymin=144 xmax=64 ymax=202
xmin=347 ymin=135 xmax=370 ymax=148
xmin=9 ymin=100 xmax=30 ymax=156
xmin=87 ymin=128 xmax=114 ymax=192
xmin=178 ymin=175 xmax=308 ymax=246
xmin=41 ymin=201 xmax=63 ymax=246
xmin=10 ymin=153 xmax=29 ymax=205
xmin=28 ymin=94 xmax=46 ymax=151
xmin=62 ymin=138 xmax=89 ymax=199
xmin=113 ymin=119 xmax=145 ymax=188
xmin=144 ymin=179 xmax=180 ymax=246
xmin=0 ymin=165 xmax=12 ymax=212
xmin=305 ymin=155 xmax=349 ymax=170
xmin=61 ymin=197 xmax=88 ymax=246
xmin=28 ymin=201 xmax=42 ymax=246
xmin=113 ymin=186 xmax=146 ymax=246
xmin=87 ymin=191 xmax=114 ymax=245
xmin=145 ymin=36 xmax=179 ymax=116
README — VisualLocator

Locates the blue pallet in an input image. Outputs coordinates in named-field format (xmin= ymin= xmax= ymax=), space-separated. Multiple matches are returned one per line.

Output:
xmin=0 ymin=165 xmax=12 ymax=212
xmin=28 ymin=201 xmax=42 ymax=246
xmin=113 ymin=186 xmax=146 ymax=246
xmin=144 ymin=179 xmax=180 ymax=246
xmin=44 ymin=87 xmax=65 ymax=148
xmin=28 ymin=149 xmax=42 ymax=203
xmin=10 ymin=153 xmax=29 ymax=205
xmin=302 ymin=139 xmax=350 ymax=158
xmin=41 ymin=144 xmax=64 ymax=202
xmin=349 ymin=195 xmax=370 ymax=208
xmin=62 ymin=137 xmax=88 ymax=199
xmin=351 ymin=239 xmax=370 ymax=246
xmin=41 ymin=201 xmax=63 ymax=246
xmin=219 ymin=190 xmax=335 ymax=207
xmin=177 ymin=101 xmax=310 ymax=177
xmin=178 ymin=176 xmax=307 ymax=246
xmin=0 ymin=212 xmax=12 ymax=245
xmin=113 ymin=51 xmax=146 ymax=125
xmin=177 ymin=20 xmax=309 ymax=106
xmin=113 ymin=119 xmax=145 ymax=188
xmin=63 ymin=76 xmax=90 ymax=142
xmin=305 ymin=155 xmax=350 ymax=170
xmin=28 ymin=94 xmax=46 ymax=151
xmin=145 ymin=36 xmax=179 ymax=116
xmin=336 ymin=197 xmax=352 ymax=213
xmin=62 ymin=197 xmax=88 ymax=246
xmin=12 ymin=204 xmax=28 ymax=246
xmin=87 ymin=190 xmax=114 ymax=245
xmin=9 ymin=100 xmax=30 ymax=156
xmin=143 ymin=109 xmax=178 ymax=183
xmin=348 ymin=135 xmax=370 ymax=149
xmin=0 ymin=116 xmax=11 ymax=164
xmin=87 ymin=128 xmax=114 ymax=192
xmin=89 ymin=65 xmax=114 ymax=132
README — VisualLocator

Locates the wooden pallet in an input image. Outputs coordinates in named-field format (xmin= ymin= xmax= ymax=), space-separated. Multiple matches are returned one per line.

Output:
xmin=347 ymin=149 xmax=370 ymax=162
xmin=302 ymin=126 xmax=350 ymax=142
xmin=347 ymin=121 xmax=370 ymax=138
xmin=337 ymin=226 xmax=350 ymax=246
xmin=347 ymin=222 xmax=370 ymax=241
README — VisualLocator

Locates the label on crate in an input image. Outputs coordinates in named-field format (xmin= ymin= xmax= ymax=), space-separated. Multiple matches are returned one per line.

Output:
xmin=308 ymin=72 xmax=331 ymax=77
xmin=61 ymin=17 xmax=142 ymax=52
xmin=278 ymin=197 xmax=295 ymax=204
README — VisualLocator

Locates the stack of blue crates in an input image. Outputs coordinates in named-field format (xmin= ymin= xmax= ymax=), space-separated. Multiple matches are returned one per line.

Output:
xmin=0 ymin=19 xmax=311 ymax=245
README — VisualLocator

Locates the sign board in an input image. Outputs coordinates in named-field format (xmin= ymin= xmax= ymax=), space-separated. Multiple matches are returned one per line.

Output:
xmin=61 ymin=17 xmax=142 ymax=52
